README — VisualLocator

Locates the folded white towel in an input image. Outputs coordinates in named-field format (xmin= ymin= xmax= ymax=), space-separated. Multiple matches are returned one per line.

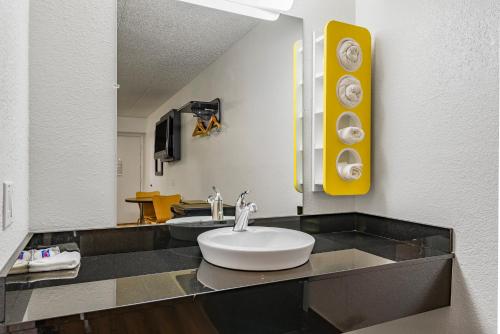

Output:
xmin=337 ymin=39 xmax=362 ymax=71
xmin=338 ymin=163 xmax=363 ymax=181
xmin=8 ymin=266 xmax=80 ymax=284
xmin=337 ymin=76 xmax=363 ymax=108
xmin=10 ymin=251 xmax=32 ymax=275
xmin=29 ymin=251 xmax=81 ymax=273
xmin=338 ymin=126 xmax=365 ymax=144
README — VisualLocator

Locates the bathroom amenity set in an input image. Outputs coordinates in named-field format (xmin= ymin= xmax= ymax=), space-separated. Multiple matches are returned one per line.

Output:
xmin=311 ymin=20 xmax=371 ymax=195
xmin=10 ymin=243 xmax=81 ymax=276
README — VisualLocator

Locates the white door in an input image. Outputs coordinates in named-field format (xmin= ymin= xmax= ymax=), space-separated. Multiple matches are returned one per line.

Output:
xmin=117 ymin=134 xmax=143 ymax=224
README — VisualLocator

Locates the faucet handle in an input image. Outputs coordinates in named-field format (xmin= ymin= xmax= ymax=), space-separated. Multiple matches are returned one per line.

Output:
xmin=207 ymin=195 xmax=215 ymax=204
xmin=209 ymin=186 xmax=222 ymax=203
xmin=247 ymin=202 xmax=257 ymax=213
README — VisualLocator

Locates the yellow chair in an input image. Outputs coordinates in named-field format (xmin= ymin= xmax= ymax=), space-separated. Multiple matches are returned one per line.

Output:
xmin=152 ymin=194 xmax=182 ymax=224
xmin=136 ymin=191 xmax=160 ymax=224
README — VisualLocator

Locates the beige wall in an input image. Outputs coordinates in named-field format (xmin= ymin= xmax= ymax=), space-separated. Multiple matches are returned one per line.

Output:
xmin=29 ymin=0 xmax=117 ymax=232
xmin=118 ymin=116 xmax=146 ymax=134
xmin=0 ymin=0 xmax=30 ymax=269
xmin=349 ymin=0 xmax=498 ymax=332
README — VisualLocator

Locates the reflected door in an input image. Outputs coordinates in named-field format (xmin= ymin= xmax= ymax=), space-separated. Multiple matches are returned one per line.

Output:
xmin=117 ymin=134 xmax=143 ymax=224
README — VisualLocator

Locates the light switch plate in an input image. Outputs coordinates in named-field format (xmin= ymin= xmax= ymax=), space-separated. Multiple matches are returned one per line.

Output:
xmin=3 ymin=182 xmax=14 ymax=230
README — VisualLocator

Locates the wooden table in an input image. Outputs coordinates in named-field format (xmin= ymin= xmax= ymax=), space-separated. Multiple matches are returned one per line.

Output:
xmin=125 ymin=197 xmax=153 ymax=225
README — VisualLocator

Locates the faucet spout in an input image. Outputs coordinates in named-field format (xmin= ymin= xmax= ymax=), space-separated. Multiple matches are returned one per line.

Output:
xmin=233 ymin=191 xmax=257 ymax=232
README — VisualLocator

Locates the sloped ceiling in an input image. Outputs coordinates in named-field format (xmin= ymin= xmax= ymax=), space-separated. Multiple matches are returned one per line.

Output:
xmin=118 ymin=0 xmax=258 ymax=118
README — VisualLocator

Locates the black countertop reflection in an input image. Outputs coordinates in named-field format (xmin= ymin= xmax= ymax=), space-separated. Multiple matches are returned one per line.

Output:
xmin=3 ymin=213 xmax=453 ymax=325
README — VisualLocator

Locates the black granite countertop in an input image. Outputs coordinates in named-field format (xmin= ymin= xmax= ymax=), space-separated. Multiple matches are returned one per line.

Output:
xmin=2 ymin=213 xmax=453 ymax=325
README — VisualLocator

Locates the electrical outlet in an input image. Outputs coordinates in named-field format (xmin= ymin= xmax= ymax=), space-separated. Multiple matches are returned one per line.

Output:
xmin=3 ymin=182 xmax=14 ymax=230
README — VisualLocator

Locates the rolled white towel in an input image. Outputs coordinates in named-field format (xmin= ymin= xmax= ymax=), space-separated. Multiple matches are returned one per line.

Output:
xmin=337 ymin=38 xmax=362 ymax=71
xmin=337 ymin=76 xmax=363 ymax=108
xmin=338 ymin=126 xmax=365 ymax=145
xmin=337 ymin=163 xmax=363 ymax=181
xmin=29 ymin=251 xmax=81 ymax=273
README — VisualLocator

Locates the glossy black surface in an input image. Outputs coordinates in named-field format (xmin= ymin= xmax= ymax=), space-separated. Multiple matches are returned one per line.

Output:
xmin=198 ymin=281 xmax=305 ymax=333
xmin=195 ymin=280 xmax=342 ymax=333
xmin=0 ymin=212 xmax=453 ymax=327
xmin=307 ymin=257 xmax=452 ymax=332
xmin=7 ymin=247 xmax=202 ymax=291
xmin=6 ymin=230 xmax=448 ymax=292
xmin=17 ymin=213 xmax=452 ymax=258
xmin=299 ymin=213 xmax=356 ymax=234
xmin=25 ymin=225 xmax=174 ymax=257
xmin=354 ymin=213 xmax=452 ymax=253
xmin=18 ymin=281 xmax=340 ymax=334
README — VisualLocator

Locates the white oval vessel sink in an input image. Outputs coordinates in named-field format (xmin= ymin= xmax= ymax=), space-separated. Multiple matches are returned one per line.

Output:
xmin=197 ymin=226 xmax=315 ymax=271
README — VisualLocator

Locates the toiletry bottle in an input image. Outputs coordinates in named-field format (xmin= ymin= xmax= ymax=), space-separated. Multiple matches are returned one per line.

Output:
xmin=208 ymin=186 xmax=224 ymax=221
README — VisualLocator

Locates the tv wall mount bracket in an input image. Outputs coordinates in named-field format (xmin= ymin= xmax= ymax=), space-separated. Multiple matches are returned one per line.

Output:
xmin=178 ymin=98 xmax=222 ymax=137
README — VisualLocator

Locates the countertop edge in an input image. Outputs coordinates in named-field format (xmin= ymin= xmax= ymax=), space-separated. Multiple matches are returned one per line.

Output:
xmin=4 ymin=252 xmax=454 ymax=326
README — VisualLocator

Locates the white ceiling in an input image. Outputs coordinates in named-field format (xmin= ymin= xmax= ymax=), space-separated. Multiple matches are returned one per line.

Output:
xmin=117 ymin=0 xmax=259 ymax=118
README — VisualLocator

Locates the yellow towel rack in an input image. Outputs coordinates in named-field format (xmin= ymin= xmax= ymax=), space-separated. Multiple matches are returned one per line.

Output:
xmin=312 ymin=20 xmax=371 ymax=195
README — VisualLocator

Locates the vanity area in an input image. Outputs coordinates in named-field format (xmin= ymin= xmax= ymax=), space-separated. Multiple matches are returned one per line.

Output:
xmin=6 ymin=0 xmax=494 ymax=332
xmin=1 ymin=213 xmax=452 ymax=333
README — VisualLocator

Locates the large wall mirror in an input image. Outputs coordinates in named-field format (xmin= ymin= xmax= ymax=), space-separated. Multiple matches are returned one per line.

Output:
xmin=116 ymin=0 xmax=304 ymax=226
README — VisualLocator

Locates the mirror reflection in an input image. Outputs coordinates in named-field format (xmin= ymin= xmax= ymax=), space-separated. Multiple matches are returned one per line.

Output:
xmin=116 ymin=0 xmax=304 ymax=227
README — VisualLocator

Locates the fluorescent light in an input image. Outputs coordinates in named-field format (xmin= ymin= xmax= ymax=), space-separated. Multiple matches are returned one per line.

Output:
xmin=177 ymin=0 xmax=280 ymax=21
xmin=229 ymin=0 xmax=293 ymax=12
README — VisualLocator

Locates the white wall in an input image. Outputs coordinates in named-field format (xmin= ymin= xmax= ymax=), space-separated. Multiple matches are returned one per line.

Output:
xmin=118 ymin=116 xmax=146 ymax=134
xmin=348 ymin=0 xmax=498 ymax=333
xmin=143 ymin=16 xmax=302 ymax=218
xmin=29 ymin=0 xmax=117 ymax=232
xmin=0 ymin=0 xmax=30 ymax=269
xmin=289 ymin=0 xmax=357 ymax=215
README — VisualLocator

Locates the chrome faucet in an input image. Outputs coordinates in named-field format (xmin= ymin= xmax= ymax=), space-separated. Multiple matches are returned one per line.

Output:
xmin=208 ymin=186 xmax=224 ymax=221
xmin=233 ymin=190 xmax=257 ymax=232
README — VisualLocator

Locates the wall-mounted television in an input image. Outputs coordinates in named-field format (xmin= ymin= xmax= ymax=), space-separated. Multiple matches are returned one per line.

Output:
xmin=154 ymin=110 xmax=181 ymax=162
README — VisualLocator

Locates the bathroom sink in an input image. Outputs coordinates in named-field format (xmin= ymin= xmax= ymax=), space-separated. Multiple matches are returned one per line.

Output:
xmin=197 ymin=226 xmax=315 ymax=271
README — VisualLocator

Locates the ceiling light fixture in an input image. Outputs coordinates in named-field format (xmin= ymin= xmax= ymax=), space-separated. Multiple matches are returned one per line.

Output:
xmin=177 ymin=0 xmax=294 ymax=21
xmin=229 ymin=0 xmax=293 ymax=12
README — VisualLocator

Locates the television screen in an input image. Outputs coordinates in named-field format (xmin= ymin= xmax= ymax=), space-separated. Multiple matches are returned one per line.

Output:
xmin=154 ymin=120 xmax=167 ymax=156
xmin=154 ymin=110 xmax=180 ymax=162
